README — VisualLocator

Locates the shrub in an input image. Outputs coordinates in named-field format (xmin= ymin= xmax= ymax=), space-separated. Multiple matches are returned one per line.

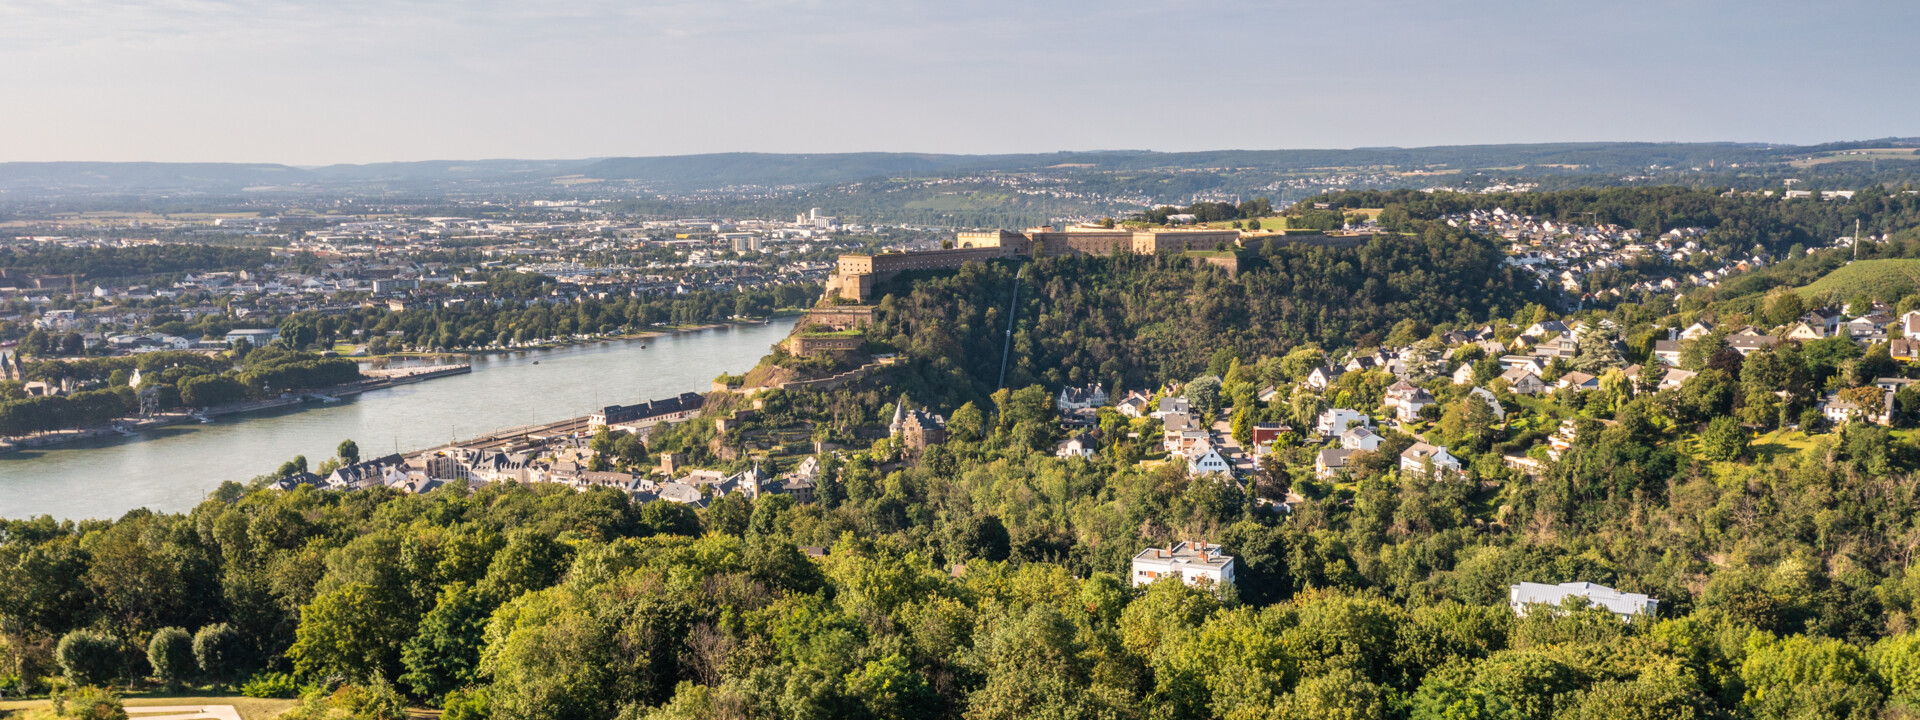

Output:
xmin=240 ymin=672 xmax=300 ymax=699
xmin=62 ymin=686 xmax=128 ymax=720
xmin=54 ymin=631 xmax=119 ymax=688
xmin=441 ymin=688 xmax=491 ymax=720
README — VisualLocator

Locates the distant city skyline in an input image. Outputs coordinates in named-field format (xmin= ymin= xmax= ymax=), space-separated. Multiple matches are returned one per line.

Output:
xmin=3 ymin=0 xmax=1916 ymax=165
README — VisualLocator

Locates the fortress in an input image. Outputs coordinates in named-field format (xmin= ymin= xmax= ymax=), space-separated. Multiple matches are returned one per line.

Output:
xmin=825 ymin=226 xmax=1255 ymax=303
xmin=791 ymin=225 xmax=1372 ymax=357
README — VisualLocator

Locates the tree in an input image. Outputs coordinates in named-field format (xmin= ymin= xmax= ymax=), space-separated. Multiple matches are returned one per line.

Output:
xmin=287 ymin=584 xmax=411 ymax=683
xmin=611 ymin=433 xmax=647 ymax=467
xmin=1572 ymin=327 xmax=1623 ymax=373
xmin=1288 ymin=669 xmax=1388 ymax=720
xmin=400 ymin=584 xmax=489 ymax=704
xmin=178 ymin=374 xmax=246 ymax=408
xmin=193 ymin=623 xmax=250 ymax=683
xmin=146 ymin=627 xmax=194 ymax=688
xmin=950 ymin=513 xmax=1011 ymax=562
xmin=1681 ymin=333 xmax=1729 ymax=371
xmin=1741 ymin=634 xmax=1882 ymax=720
xmin=1280 ymin=347 xmax=1328 ymax=382
xmin=1186 ymin=376 xmax=1222 ymax=417
xmin=846 ymin=654 xmax=937 ymax=720
xmin=948 ymin=401 xmax=985 ymax=442
xmin=1700 ymin=416 xmax=1749 ymax=462
xmin=56 ymin=629 xmax=119 ymax=687
xmin=1763 ymin=287 xmax=1806 ymax=327
xmin=337 ymin=439 xmax=360 ymax=465
xmin=1231 ymin=405 xmax=1255 ymax=447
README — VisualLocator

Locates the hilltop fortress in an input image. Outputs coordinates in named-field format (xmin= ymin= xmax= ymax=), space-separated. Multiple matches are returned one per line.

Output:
xmin=785 ymin=225 xmax=1372 ymax=358
xmin=821 ymin=225 xmax=1368 ymax=303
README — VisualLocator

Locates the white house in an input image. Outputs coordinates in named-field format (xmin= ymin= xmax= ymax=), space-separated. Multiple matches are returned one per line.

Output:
xmin=1451 ymin=363 xmax=1478 ymax=385
xmin=1341 ymin=425 xmax=1383 ymax=451
xmin=225 ymin=328 xmax=281 ymax=346
xmin=1314 ymin=408 xmax=1371 ymax=437
xmin=1055 ymin=433 xmax=1098 ymax=459
xmin=1057 ymin=383 xmax=1109 ymax=413
xmin=1384 ymin=380 xmax=1435 ymax=422
xmin=1400 ymin=442 xmax=1462 ymax=477
xmin=1508 ymin=581 xmax=1657 ymax=620
xmin=1187 ymin=447 xmax=1231 ymax=477
xmin=1498 ymin=368 xmax=1549 ymax=395
xmin=1305 ymin=366 xmax=1345 ymax=390
xmin=1315 ymin=447 xmax=1355 ymax=478
xmin=1130 ymin=541 xmax=1236 ymax=588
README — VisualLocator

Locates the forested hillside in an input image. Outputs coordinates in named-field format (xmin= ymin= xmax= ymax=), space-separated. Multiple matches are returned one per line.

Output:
xmin=871 ymin=223 xmax=1541 ymax=409
xmin=8 ymin=393 xmax=1920 ymax=720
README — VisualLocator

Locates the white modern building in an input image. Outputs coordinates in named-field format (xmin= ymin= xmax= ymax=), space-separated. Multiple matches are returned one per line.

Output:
xmin=1130 ymin=541 xmax=1236 ymax=588
xmin=1314 ymin=408 xmax=1371 ymax=437
xmin=1508 ymin=581 xmax=1657 ymax=620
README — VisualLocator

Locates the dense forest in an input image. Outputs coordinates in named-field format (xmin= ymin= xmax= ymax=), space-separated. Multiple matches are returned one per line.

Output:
xmin=10 ymin=367 xmax=1920 ymax=720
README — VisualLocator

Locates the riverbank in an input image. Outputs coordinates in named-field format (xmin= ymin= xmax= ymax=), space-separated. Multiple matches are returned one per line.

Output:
xmin=0 ymin=318 xmax=793 ymax=455
xmin=0 ymin=364 xmax=472 ymax=454
xmin=3 ymin=319 xmax=797 ymax=520
xmin=356 ymin=314 xmax=799 ymax=360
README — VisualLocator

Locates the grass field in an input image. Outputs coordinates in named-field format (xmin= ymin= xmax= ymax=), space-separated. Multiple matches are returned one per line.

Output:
xmin=1751 ymin=429 xmax=1818 ymax=462
xmin=1199 ymin=215 xmax=1291 ymax=230
xmin=0 ymin=694 xmax=297 ymax=720
xmin=1795 ymin=258 xmax=1920 ymax=302
xmin=1789 ymin=148 xmax=1919 ymax=168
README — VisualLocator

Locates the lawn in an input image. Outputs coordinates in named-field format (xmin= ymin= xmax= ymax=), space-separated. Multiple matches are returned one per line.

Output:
xmin=1788 ymin=148 xmax=1919 ymax=168
xmin=0 ymin=694 xmax=297 ymax=720
xmin=1200 ymin=215 xmax=1291 ymax=230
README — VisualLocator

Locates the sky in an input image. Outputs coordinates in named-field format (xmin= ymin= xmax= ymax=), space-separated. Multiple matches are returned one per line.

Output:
xmin=1 ymin=0 xmax=1916 ymax=165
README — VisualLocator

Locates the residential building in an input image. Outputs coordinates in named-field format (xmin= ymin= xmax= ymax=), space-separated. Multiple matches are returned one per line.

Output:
xmin=1340 ymin=425 xmax=1383 ymax=451
xmin=224 ymin=328 xmax=281 ymax=346
xmin=1498 ymin=368 xmax=1549 ymax=395
xmin=1187 ymin=446 xmax=1231 ymax=476
xmin=1130 ymin=541 xmax=1236 ymax=588
xmin=1152 ymin=396 xmax=1192 ymax=419
xmin=1057 ymin=383 xmax=1109 ymax=412
xmin=1314 ymin=408 xmax=1371 ymax=436
xmin=1315 ymin=447 xmax=1355 ymax=478
xmin=1400 ymin=442 xmax=1462 ymax=477
xmin=1508 ymin=581 xmax=1657 ymax=620
xmin=1557 ymin=371 xmax=1600 ymax=390
xmin=1055 ymin=433 xmax=1098 ymax=459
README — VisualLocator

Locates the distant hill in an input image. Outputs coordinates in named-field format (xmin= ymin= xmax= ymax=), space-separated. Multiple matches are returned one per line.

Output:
xmin=2 ymin=139 xmax=1915 ymax=194
xmin=0 ymin=161 xmax=314 ymax=192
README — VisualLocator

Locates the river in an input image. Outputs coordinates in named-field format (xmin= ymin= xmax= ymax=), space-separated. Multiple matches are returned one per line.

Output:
xmin=0 ymin=319 xmax=796 ymax=520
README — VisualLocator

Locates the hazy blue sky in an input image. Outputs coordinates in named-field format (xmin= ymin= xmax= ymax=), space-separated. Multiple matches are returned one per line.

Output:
xmin=2 ymin=0 xmax=1915 ymax=164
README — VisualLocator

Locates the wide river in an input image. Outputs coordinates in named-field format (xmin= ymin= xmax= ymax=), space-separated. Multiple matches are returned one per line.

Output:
xmin=0 ymin=319 xmax=796 ymax=520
